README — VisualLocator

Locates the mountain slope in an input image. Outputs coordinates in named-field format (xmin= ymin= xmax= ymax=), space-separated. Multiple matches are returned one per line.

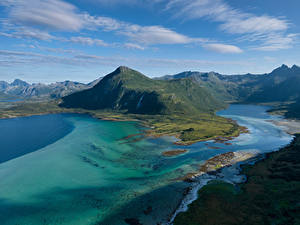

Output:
xmin=60 ymin=66 xmax=225 ymax=115
xmin=245 ymin=65 xmax=300 ymax=103
xmin=158 ymin=64 xmax=300 ymax=104
xmin=158 ymin=71 xmax=261 ymax=101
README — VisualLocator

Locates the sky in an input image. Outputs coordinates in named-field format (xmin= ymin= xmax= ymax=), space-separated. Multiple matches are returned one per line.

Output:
xmin=0 ymin=0 xmax=299 ymax=83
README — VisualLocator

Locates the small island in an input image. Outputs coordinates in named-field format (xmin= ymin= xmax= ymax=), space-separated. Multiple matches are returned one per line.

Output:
xmin=162 ymin=149 xmax=188 ymax=157
xmin=181 ymin=151 xmax=256 ymax=182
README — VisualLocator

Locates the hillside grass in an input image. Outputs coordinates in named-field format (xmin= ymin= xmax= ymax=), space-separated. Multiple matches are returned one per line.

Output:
xmin=140 ymin=113 xmax=243 ymax=145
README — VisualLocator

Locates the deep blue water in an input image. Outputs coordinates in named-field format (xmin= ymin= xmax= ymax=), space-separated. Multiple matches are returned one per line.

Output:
xmin=0 ymin=99 xmax=22 ymax=102
xmin=0 ymin=114 xmax=74 ymax=163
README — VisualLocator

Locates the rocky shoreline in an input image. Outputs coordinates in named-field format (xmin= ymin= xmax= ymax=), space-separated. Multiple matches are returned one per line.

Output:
xmin=165 ymin=151 xmax=260 ymax=225
xmin=172 ymin=134 xmax=300 ymax=225
xmin=166 ymin=117 xmax=299 ymax=225
xmin=180 ymin=151 xmax=256 ymax=182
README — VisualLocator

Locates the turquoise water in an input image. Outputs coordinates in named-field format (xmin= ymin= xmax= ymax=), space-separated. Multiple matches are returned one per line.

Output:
xmin=0 ymin=105 xmax=293 ymax=225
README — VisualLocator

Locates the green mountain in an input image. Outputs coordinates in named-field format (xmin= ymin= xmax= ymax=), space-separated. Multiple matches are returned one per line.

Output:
xmin=159 ymin=64 xmax=300 ymax=104
xmin=158 ymin=71 xmax=270 ymax=102
xmin=158 ymin=71 xmax=240 ymax=101
xmin=245 ymin=65 xmax=300 ymax=103
xmin=60 ymin=66 xmax=225 ymax=115
xmin=285 ymin=97 xmax=300 ymax=118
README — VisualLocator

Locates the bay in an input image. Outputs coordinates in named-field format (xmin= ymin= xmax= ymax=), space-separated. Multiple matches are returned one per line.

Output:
xmin=0 ymin=105 xmax=293 ymax=225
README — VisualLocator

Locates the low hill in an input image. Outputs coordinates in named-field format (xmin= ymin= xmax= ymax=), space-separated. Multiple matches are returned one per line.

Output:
xmin=60 ymin=66 xmax=225 ymax=115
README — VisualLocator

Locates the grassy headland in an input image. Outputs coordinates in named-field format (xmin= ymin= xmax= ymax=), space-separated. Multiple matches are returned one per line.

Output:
xmin=174 ymin=134 xmax=300 ymax=225
xmin=0 ymin=100 xmax=245 ymax=145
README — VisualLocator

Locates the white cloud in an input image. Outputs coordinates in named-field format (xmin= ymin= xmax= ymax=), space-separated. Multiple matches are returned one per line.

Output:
xmin=252 ymin=33 xmax=298 ymax=51
xmin=70 ymin=37 xmax=108 ymax=46
xmin=86 ymin=0 xmax=164 ymax=6
xmin=6 ymin=0 xmax=83 ymax=31
xmin=0 ymin=50 xmax=36 ymax=56
xmin=220 ymin=16 xmax=288 ymax=35
xmin=82 ymin=14 xmax=209 ymax=46
xmin=0 ymin=28 xmax=54 ymax=40
xmin=0 ymin=49 xmax=252 ymax=70
xmin=203 ymin=43 xmax=243 ymax=54
xmin=121 ymin=25 xmax=194 ymax=45
xmin=89 ymin=0 xmax=138 ymax=5
xmin=165 ymin=0 xmax=288 ymax=34
xmin=124 ymin=43 xmax=145 ymax=50
xmin=164 ymin=0 xmax=296 ymax=51
xmin=0 ymin=0 xmax=242 ymax=53
xmin=0 ymin=0 xmax=207 ymax=47
xmin=83 ymin=15 xmax=122 ymax=31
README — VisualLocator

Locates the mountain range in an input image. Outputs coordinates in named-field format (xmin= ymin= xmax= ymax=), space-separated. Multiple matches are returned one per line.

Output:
xmin=158 ymin=64 xmax=300 ymax=104
xmin=2 ymin=64 xmax=300 ymax=117
xmin=0 ymin=78 xmax=102 ymax=100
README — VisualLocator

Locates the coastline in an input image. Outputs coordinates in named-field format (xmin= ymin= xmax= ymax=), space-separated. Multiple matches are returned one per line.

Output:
xmin=1 ymin=102 xmax=296 ymax=225
xmin=167 ymin=115 xmax=300 ymax=225
xmin=166 ymin=151 xmax=261 ymax=225
xmin=172 ymin=134 xmax=300 ymax=225
xmin=270 ymin=119 xmax=300 ymax=134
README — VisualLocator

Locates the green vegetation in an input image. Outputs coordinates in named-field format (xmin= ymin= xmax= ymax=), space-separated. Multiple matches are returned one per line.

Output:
xmin=142 ymin=113 xmax=243 ymax=145
xmin=0 ymin=101 xmax=71 ymax=118
xmin=60 ymin=66 xmax=225 ymax=115
xmin=160 ymin=64 xmax=300 ymax=105
xmin=285 ymin=98 xmax=300 ymax=119
xmin=174 ymin=134 xmax=300 ymax=225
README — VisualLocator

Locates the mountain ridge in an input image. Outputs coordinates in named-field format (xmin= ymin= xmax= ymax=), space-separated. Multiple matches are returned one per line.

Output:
xmin=0 ymin=78 xmax=102 ymax=99
xmin=157 ymin=64 xmax=300 ymax=103
xmin=60 ymin=66 xmax=225 ymax=115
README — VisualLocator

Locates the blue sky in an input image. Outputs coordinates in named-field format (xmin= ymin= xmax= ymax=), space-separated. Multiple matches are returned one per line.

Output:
xmin=0 ymin=0 xmax=299 ymax=83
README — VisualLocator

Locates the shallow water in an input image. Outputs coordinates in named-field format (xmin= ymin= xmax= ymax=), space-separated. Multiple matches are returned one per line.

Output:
xmin=0 ymin=105 xmax=293 ymax=225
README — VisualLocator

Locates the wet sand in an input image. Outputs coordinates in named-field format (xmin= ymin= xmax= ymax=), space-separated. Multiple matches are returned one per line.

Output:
xmin=271 ymin=119 xmax=300 ymax=134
